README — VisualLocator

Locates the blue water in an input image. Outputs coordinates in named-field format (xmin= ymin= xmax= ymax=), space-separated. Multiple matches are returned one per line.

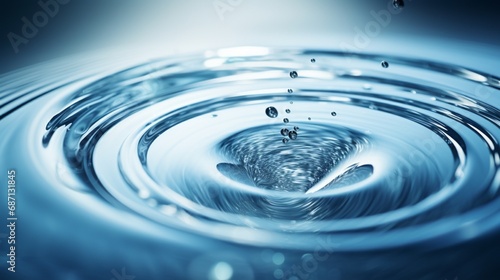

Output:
xmin=0 ymin=46 xmax=499 ymax=279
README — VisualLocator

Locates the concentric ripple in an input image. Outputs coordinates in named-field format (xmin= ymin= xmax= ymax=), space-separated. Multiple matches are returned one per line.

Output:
xmin=1 ymin=47 xmax=499 ymax=252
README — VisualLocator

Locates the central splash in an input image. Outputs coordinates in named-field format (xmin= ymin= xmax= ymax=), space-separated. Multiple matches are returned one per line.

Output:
xmin=217 ymin=124 xmax=371 ymax=193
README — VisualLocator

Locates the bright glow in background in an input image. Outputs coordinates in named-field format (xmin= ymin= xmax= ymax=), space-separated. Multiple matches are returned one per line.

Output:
xmin=1 ymin=0 xmax=500 ymax=73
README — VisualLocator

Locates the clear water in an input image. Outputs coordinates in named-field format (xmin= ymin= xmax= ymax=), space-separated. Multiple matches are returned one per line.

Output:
xmin=0 ymin=46 xmax=499 ymax=279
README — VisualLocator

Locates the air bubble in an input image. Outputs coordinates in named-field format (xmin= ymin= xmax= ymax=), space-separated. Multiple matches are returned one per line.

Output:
xmin=393 ymin=0 xmax=404 ymax=9
xmin=381 ymin=61 xmax=389 ymax=68
xmin=310 ymin=58 xmax=316 ymax=63
xmin=265 ymin=107 xmax=278 ymax=118
xmin=331 ymin=111 xmax=337 ymax=116
xmin=289 ymin=71 xmax=298 ymax=79
xmin=280 ymin=128 xmax=289 ymax=136
xmin=288 ymin=131 xmax=298 ymax=140
xmin=282 ymin=138 xmax=289 ymax=144
xmin=294 ymin=126 xmax=299 ymax=131
xmin=283 ymin=118 xmax=289 ymax=123
xmin=285 ymin=109 xmax=291 ymax=113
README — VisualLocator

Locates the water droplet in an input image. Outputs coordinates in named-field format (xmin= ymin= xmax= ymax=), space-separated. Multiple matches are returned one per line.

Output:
xmin=393 ymin=0 xmax=404 ymax=9
xmin=285 ymin=109 xmax=291 ymax=113
xmin=287 ymin=89 xmax=293 ymax=93
xmin=294 ymin=126 xmax=299 ymax=131
xmin=289 ymin=71 xmax=298 ymax=79
xmin=308 ymin=117 xmax=311 ymax=120
xmin=138 ymin=189 xmax=150 ymax=199
xmin=331 ymin=111 xmax=337 ymax=116
xmin=290 ymin=101 xmax=293 ymax=105
xmin=159 ymin=204 xmax=177 ymax=216
xmin=212 ymin=114 xmax=218 ymax=118
xmin=310 ymin=58 xmax=316 ymax=63
xmin=381 ymin=61 xmax=389 ymax=68
xmin=283 ymin=118 xmax=289 ymax=123
xmin=280 ymin=128 xmax=289 ymax=136
xmin=288 ymin=131 xmax=298 ymax=140
xmin=282 ymin=138 xmax=289 ymax=144
xmin=265 ymin=106 xmax=278 ymax=118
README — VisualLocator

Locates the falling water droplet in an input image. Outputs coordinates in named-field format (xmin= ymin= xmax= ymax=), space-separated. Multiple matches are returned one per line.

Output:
xmin=393 ymin=0 xmax=404 ymax=9
xmin=280 ymin=128 xmax=289 ymax=136
xmin=290 ymin=101 xmax=293 ymax=105
xmin=287 ymin=89 xmax=293 ymax=93
xmin=285 ymin=109 xmax=291 ymax=114
xmin=282 ymin=138 xmax=289 ymax=144
xmin=289 ymin=71 xmax=298 ymax=79
xmin=308 ymin=117 xmax=311 ymax=120
xmin=265 ymin=107 xmax=278 ymax=118
xmin=381 ymin=61 xmax=389 ymax=68
xmin=283 ymin=118 xmax=289 ymax=123
xmin=310 ymin=58 xmax=316 ymax=63
xmin=331 ymin=111 xmax=337 ymax=116
xmin=288 ymin=131 xmax=298 ymax=140
xmin=294 ymin=126 xmax=299 ymax=131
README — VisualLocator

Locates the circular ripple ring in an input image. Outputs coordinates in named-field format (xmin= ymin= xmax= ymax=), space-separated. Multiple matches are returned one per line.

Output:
xmin=1 ymin=47 xmax=499 ymax=252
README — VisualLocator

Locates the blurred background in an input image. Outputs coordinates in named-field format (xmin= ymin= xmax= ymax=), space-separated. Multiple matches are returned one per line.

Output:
xmin=1 ymin=0 xmax=500 ymax=74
